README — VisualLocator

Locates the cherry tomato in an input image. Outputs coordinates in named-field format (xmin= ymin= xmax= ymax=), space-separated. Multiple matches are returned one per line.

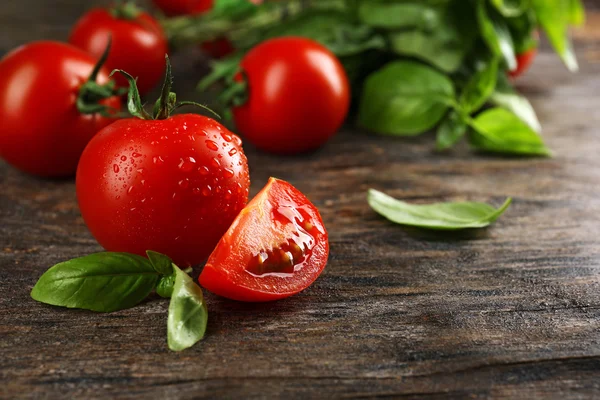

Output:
xmin=76 ymin=114 xmax=250 ymax=267
xmin=69 ymin=6 xmax=168 ymax=95
xmin=199 ymin=177 xmax=329 ymax=302
xmin=232 ymin=37 xmax=350 ymax=155
xmin=509 ymin=47 xmax=537 ymax=79
xmin=0 ymin=41 xmax=120 ymax=177
xmin=151 ymin=0 xmax=213 ymax=16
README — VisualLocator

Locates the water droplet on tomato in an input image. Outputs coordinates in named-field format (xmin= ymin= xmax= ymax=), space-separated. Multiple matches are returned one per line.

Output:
xmin=141 ymin=180 xmax=146 ymax=186
xmin=233 ymin=136 xmax=242 ymax=146
xmin=220 ymin=131 xmax=233 ymax=142
xmin=120 ymin=155 xmax=127 ymax=161
xmin=202 ymin=185 xmax=212 ymax=196
xmin=192 ymin=187 xmax=201 ymax=196
xmin=211 ymin=158 xmax=221 ymax=168
xmin=223 ymin=168 xmax=234 ymax=178
xmin=132 ymin=152 xmax=142 ymax=158
xmin=127 ymin=186 xmax=134 ymax=194
xmin=137 ymin=168 xmax=144 ymax=174
xmin=113 ymin=164 xmax=120 ymax=173
xmin=178 ymin=157 xmax=196 ymax=172
xmin=199 ymin=129 xmax=208 ymax=136
xmin=228 ymin=148 xmax=238 ymax=156
xmin=198 ymin=165 xmax=210 ymax=175
xmin=178 ymin=179 xmax=190 ymax=189
xmin=205 ymin=140 xmax=218 ymax=151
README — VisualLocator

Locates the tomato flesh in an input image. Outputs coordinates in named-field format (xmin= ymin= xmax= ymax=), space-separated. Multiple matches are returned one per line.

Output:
xmin=199 ymin=178 xmax=329 ymax=302
xmin=76 ymin=114 xmax=250 ymax=267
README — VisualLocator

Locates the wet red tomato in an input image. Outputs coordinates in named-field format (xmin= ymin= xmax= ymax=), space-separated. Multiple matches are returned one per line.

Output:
xmin=0 ymin=41 xmax=120 ymax=177
xmin=69 ymin=6 xmax=168 ymax=95
xmin=509 ymin=47 xmax=537 ymax=79
xmin=199 ymin=177 xmax=329 ymax=302
xmin=232 ymin=37 xmax=350 ymax=154
xmin=76 ymin=114 xmax=250 ymax=266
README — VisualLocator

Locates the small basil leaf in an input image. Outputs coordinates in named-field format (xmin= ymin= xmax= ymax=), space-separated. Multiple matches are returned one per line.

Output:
xmin=167 ymin=265 xmax=208 ymax=352
xmin=490 ymin=0 xmax=529 ymax=17
xmin=146 ymin=251 xmax=174 ymax=276
xmin=368 ymin=189 xmax=512 ymax=230
xmin=490 ymin=74 xmax=541 ymax=132
xmin=468 ymin=108 xmax=550 ymax=156
xmin=31 ymin=253 xmax=159 ymax=312
xmin=436 ymin=111 xmax=468 ymax=151
xmin=157 ymin=274 xmax=176 ymax=298
xmin=459 ymin=58 xmax=499 ymax=114
xmin=532 ymin=0 xmax=578 ymax=71
xmin=358 ymin=61 xmax=455 ymax=136
xmin=477 ymin=1 xmax=517 ymax=71
xmin=568 ymin=0 xmax=585 ymax=26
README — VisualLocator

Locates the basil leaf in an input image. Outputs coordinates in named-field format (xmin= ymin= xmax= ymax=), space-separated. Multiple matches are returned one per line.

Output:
xmin=490 ymin=0 xmax=529 ymax=17
xmin=436 ymin=111 xmax=468 ymax=151
xmin=358 ymin=61 xmax=455 ymax=136
xmin=468 ymin=108 xmax=550 ymax=156
xmin=369 ymin=1 xmax=478 ymax=73
xmin=477 ymin=1 xmax=517 ymax=71
xmin=146 ymin=250 xmax=174 ymax=276
xmin=490 ymin=74 xmax=541 ymax=132
xmin=568 ymin=0 xmax=585 ymax=26
xmin=459 ymin=58 xmax=499 ymax=114
xmin=532 ymin=0 xmax=578 ymax=71
xmin=168 ymin=265 xmax=208 ymax=352
xmin=368 ymin=189 xmax=512 ymax=230
xmin=31 ymin=252 xmax=159 ymax=312
xmin=157 ymin=274 xmax=176 ymax=299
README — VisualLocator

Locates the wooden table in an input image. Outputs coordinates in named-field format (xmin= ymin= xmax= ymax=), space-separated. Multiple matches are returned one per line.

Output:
xmin=2 ymin=1 xmax=600 ymax=399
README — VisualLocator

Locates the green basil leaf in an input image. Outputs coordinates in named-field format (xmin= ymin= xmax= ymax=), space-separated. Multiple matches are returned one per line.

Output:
xmin=436 ymin=111 xmax=468 ymax=151
xmin=477 ymin=1 xmax=517 ymax=71
xmin=358 ymin=61 xmax=455 ymax=136
xmin=568 ymin=0 xmax=585 ymax=26
xmin=31 ymin=252 xmax=159 ymax=312
xmin=374 ymin=1 xmax=478 ymax=73
xmin=506 ymin=8 xmax=538 ymax=53
xmin=468 ymin=108 xmax=550 ymax=156
xmin=157 ymin=274 xmax=176 ymax=298
xmin=490 ymin=74 xmax=541 ymax=132
xmin=146 ymin=250 xmax=174 ymax=276
xmin=490 ymin=0 xmax=529 ymax=17
xmin=532 ymin=0 xmax=578 ymax=71
xmin=168 ymin=265 xmax=208 ymax=352
xmin=459 ymin=58 xmax=499 ymax=114
xmin=368 ymin=189 xmax=512 ymax=230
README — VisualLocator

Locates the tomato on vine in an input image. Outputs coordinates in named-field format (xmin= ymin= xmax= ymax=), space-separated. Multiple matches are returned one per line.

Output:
xmin=69 ymin=2 xmax=168 ymax=95
xmin=200 ymin=177 xmax=329 ymax=301
xmin=76 ymin=57 xmax=250 ymax=266
xmin=0 ymin=41 xmax=121 ymax=177
xmin=230 ymin=37 xmax=350 ymax=154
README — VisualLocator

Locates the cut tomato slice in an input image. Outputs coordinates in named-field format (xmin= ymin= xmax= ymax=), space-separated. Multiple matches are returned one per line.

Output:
xmin=199 ymin=177 xmax=329 ymax=301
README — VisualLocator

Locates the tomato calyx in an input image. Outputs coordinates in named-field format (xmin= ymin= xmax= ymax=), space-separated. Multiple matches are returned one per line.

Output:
xmin=112 ymin=55 xmax=219 ymax=120
xmin=109 ymin=1 xmax=142 ymax=21
xmin=76 ymin=38 xmax=126 ymax=117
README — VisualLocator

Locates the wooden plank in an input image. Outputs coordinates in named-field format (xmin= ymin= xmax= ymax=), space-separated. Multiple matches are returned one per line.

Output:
xmin=2 ymin=1 xmax=600 ymax=399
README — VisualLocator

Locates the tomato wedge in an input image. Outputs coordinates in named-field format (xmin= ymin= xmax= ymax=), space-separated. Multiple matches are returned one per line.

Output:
xmin=199 ymin=178 xmax=329 ymax=302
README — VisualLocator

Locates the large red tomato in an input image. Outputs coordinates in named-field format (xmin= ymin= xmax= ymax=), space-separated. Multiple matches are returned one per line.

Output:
xmin=0 ymin=41 xmax=120 ymax=177
xmin=151 ymin=0 xmax=213 ymax=16
xmin=199 ymin=177 xmax=329 ymax=301
xmin=69 ymin=5 xmax=168 ymax=95
xmin=232 ymin=37 xmax=350 ymax=154
xmin=77 ymin=114 xmax=250 ymax=267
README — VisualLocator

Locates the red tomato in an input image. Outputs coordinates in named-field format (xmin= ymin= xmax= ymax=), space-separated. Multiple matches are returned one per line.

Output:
xmin=76 ymin=114 xmax=250 ymax=267
xmin=69 ymin=7 xmax=168 ymax=95
xmin=151 ymin=0 xmax=213 ymax=16
xmin=509 ymin=47 xmax=537 ymax=79
xmin=199 ymin=177 xmax=329 ymax=302
xmin=232 ymin=37 xmax=350 ymax=154
xmin=0 ymin=41 xmax=120 ymax=177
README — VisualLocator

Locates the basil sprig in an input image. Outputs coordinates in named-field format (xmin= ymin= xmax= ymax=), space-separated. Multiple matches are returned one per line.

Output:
xmin=369 ymin=189 xmax=512 ymax=230
xmin=31 ymin=250 xmax=207 ymax=352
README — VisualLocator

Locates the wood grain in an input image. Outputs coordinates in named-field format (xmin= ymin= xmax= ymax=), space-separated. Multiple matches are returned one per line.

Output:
xmin=2 ymin=1 xmax=600 ymax=399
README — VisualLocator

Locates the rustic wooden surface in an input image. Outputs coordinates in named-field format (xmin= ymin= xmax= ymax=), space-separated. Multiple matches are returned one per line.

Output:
xmin=2 ymin=1 xmax=600 ymax=399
